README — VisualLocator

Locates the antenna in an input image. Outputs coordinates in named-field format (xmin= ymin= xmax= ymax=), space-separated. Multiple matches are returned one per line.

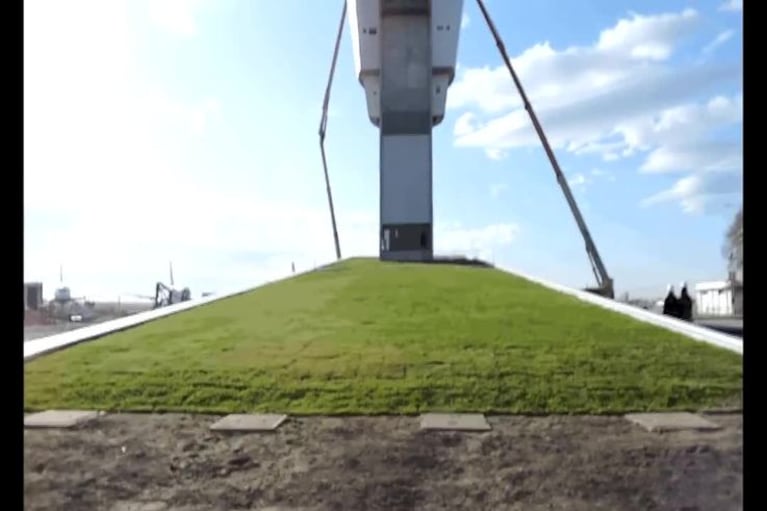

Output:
xmin=59 ymin=264 xmax=63 ymax=284
xmin=169 ymin=261 xmax=174 ymax=287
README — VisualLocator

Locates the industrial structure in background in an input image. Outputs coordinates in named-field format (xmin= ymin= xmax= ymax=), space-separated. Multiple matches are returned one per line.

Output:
xmin=655 ymin=208 xmax=744 ymax=320
xmin=24 ymin=265 xmax=172 ymax=340
xmin=24 ymin=281 xmax=51 ymax=327
xmin=47 ymin=266 xmax=96 ymax=322
xmin=130 ymin=262 xmax=192 ymax=308
xmin=23 ymin=266 xmax=96 ymax=325
xmin=24 ymin=261 xmax=193 ymax=333
xmin=24 ymin=282 xmax=44 ymax=311
xmin=320 ymin=0 xmax=614 ymax=297
xmin=695 ymin=270 xmax=743 ymax=318
xmin=152 ymin=262 xmax=192 ymax=309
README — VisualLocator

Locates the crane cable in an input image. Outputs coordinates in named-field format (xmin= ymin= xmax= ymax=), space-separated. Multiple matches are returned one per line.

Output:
xmin=318 ymin=1 xmax=347 ymax=261
xmin=474 ymin=0 xmax=614 ymax=297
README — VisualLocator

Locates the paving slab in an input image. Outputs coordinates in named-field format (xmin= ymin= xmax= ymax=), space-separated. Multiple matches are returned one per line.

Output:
xmin=111 ymin=501 xmax=168 ymax=511
xmin=625 ymin=412 xmax=722 ymax=433
xmin=209 ymin=414 xmax=288 ymax=432
xmin=24 ymin=410 xmax=100 ymax=429
xmin=419 ymin=413 xmax=491 ymax=432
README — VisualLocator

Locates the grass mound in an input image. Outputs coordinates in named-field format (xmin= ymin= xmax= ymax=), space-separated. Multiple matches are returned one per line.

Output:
xmin=24 ymin=258 xmax=741 ymax=414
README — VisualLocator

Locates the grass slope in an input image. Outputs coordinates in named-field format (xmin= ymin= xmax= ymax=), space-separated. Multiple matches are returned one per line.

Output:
xmin=24 ymin=258 xmax=742 ymax=414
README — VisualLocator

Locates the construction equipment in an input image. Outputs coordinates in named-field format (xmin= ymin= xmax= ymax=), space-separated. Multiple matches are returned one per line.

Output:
xmin=153 ymin=282 xmax=191 ymax=308
xmin=474 ymin=0 xmax=614 ymax=298
xmin=318 ymin=2 xmax=346 ymax=261
xmin=152 ymin=262 xmax=192 ymax=309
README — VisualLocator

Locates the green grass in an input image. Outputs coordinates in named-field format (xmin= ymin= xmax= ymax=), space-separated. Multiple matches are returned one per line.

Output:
xmin=24 ymin=258 xmax=742 ymax=415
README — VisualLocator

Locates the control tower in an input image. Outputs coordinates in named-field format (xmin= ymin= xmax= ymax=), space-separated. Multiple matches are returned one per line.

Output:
xmin=348 ymin=0 xmax=463 ymax=261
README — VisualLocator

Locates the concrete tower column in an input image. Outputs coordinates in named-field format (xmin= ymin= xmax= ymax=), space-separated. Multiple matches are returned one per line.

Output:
xmin=378 ymin=0 xmax=433 ymax=261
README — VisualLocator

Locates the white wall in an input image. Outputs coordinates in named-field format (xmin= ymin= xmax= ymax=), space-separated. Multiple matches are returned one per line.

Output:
xmin=696 ymin=288 xmax=734 ymax=316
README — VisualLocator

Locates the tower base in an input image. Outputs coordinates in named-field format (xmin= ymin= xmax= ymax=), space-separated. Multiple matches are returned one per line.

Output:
xmin=380 ymin=222 xmax=433 ymax=262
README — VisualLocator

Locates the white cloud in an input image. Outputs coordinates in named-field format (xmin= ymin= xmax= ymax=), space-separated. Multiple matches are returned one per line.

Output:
xmin=568 ymin=173 xmax=588 ymax=188
xmin=566 ymin=167 xmax=616 ymax=190
xmin=461 ymin=13 xmax=470 ymax=30
xmin=641 ymin=172 xmax=741 ymax=214
xmin=447 ymin=8 xmax=741 ymax=214
xmin=719 ymin=0 xmax=743 ymax=12
xmin=640 ymin=141 xmax=742 ymax=174
xmin=596 ymin=8 xmax=697 ymax=60
xmin=454 ymin=111 xmax=478 ymax=136
xmin=448 ymin=9 xmax=702 ymax=115
xmin=703 ymin=29 xmax=735 ymax=54
xmin=637 ymin=94 xmax=742 ymax=174
xmin=148 ymin=0 xmax=205 ymax=37
xmin=435 ymin=222 xmax=520 ymax=261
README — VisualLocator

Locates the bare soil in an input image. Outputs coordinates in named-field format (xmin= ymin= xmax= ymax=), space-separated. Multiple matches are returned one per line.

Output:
xmin=24 ymin=413 xmax=741 ymax=511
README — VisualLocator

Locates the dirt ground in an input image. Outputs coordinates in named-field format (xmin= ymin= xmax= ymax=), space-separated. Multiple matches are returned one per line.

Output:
xmin=24 ymin=413 xmax=742 ymax=511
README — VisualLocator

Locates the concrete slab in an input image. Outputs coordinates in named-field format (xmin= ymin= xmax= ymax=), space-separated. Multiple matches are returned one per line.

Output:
xmin=209 ymin=414 xmax=288 ymax=432
xmin=24 ymin=410 xmax=100 ymax=429
xmin=419 ymin=413 xmax=491 ymax=432
xmin=111 ymin=501 xmax=168 ymax=511
xmin=625 ymin=412 xmax=722 ymax=433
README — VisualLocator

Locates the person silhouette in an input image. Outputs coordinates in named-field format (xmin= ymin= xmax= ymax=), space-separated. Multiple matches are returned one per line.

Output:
xmin=663 ymin=284 xmax=680 ymax=318
xmin=678 ymin=281 xmax=693 ymax=321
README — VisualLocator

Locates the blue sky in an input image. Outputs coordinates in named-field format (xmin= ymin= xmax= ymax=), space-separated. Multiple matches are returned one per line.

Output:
xmin=24 ymin=0 xmax=742 ymax=300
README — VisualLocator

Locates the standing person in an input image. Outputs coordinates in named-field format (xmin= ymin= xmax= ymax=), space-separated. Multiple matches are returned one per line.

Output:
xmin=678 ymin=281 xmax=693 ymax=321
xmin=663 ymin=284 xmax=680 ymax=318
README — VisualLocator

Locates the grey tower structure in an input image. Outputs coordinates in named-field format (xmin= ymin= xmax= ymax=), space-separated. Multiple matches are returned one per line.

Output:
xmin=348 ymin=0 xmax=463 ymax=261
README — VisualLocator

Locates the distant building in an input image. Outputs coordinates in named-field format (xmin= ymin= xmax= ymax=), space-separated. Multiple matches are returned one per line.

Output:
xmin=728 ymin=269 xmax=743 ymax=316
xmin=24 ymin=282 xmax=44 ymax=311
xmin=694 ymin=280 xmax=742 ymax=317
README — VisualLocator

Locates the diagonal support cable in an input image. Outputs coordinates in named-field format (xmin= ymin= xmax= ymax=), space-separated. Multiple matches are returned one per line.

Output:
xmin=475 ymin=0 xmax=614 ymax=298
xmin=318 ymin=1 xmax=347 ymax=261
